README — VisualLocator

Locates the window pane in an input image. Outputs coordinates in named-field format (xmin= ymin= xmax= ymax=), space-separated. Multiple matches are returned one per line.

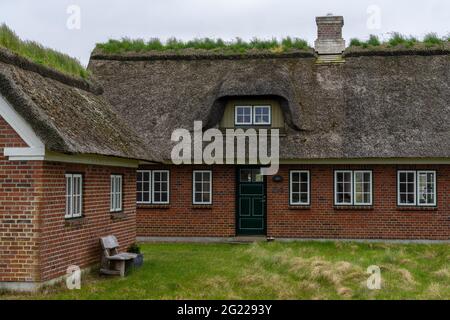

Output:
xmin=193 ymin=171 xmax=212 ymax=204
xmin=354 ymin=171 xmax=371 ymax=205
xmin=300 ymin=183 xmax=308 ymax=193
xmin=193 ymin=182 xmax=201 ymax=192
xmin=153 ymin=171 xmax=169 ymax=203
xmin=252 ymin=169 xmax=263 ymax=182
xmin=236 ymin=106 xmax=252 ymax=124
xmin=66 ymin=176 xmax=72 ymax=217
xmin=398 ymin=171 xmax=416 ymax=205
xmin=240 ymin=169 xmax=252 ymax=182
xmin=137 ymin=171 xmax=151 ymax=203
xmin=300 ymin=193 xmax=308 ymax=203
xmin=335 ymin=171 xmax=352 ymax=204
xmin=290 ymin=171 xmax=309 ymax=205
xmin=254 ymin=106 xmax=270 ymax=124
xmin=417 ymin=171 xmax=435 ymax=205
xmin=343 ymin=182 xmax=351 ymax=193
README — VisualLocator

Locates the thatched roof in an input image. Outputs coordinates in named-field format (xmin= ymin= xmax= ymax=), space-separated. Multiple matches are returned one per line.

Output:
xmin=0 ymin=47 xmax=162 ymax=162
xmin=88 ymin=48 xmax=450 ymax=161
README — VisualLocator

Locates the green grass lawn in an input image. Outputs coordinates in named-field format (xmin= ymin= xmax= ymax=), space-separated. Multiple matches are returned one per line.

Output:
xmin=2 ymin=241 xmax=449 ymax=300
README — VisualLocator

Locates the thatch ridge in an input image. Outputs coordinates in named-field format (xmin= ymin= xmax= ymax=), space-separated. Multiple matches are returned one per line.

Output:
xmin=90 ymin=48 xmax=316 ymax=61
xmin=343 ymin=44 xmax=450 ymax=57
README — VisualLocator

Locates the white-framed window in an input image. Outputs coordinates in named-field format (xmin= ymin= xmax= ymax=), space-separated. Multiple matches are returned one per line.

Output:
xmin=398 ymin=170 xmax=436 ymax=206
xmin=152 ymin=170 xmax=170 ymax=204
xmin=290 ymin=170 xmax=310 ymax=205
xmin=110 ymin=175 xmax=123 ymax=212
xmin=235 ymin=106 xmax=253 ymax=125
xmin=65 ymin=173 xmax=82 ymax=219
xmin=354 ymin=171 xmax=373 ymax=205
xmin=193 ymin=170 xmax=212 ymax=204
xmin=137 ymin=170 xmax=151 ymax=204
xmin=398 ymin=171 xmax=416 ymax=205
xmin=234 ymin=105 xmax=272 ymax=126
xmin=253 ymin=105 xmax=271 ymax=125
xmin=136 ymin=170 xmax=170 ymax=204
xmin=335 ymin=170 xmax=372 ymax=206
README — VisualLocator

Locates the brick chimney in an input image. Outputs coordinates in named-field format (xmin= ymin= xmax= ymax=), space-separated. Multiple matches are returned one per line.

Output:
xmin=314 ymin=14 xmax=345 ymax=56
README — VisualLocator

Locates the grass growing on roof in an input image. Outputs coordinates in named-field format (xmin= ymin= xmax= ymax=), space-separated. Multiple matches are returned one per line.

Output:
xmin=349 ymin=32 xmax=448 ymax=49
xmin=1 ymin=242 xmax=449 ymax=300
xmin=0 ymin=24 xmax=89 ymax=79
xmin=95 ymin=36 xmax=310 ymax=54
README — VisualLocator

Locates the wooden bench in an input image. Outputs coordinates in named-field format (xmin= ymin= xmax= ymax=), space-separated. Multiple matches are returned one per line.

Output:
xmin=100 ymin=235 xmax=137 ymax=277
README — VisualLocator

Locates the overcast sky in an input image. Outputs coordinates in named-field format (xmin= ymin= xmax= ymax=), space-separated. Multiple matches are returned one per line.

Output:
xmin=1 ymin=0 xmax=449 ymax=65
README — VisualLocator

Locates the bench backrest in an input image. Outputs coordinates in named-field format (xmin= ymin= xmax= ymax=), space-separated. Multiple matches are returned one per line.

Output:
xmin=100 ymin=235 xmax=120 ymax=257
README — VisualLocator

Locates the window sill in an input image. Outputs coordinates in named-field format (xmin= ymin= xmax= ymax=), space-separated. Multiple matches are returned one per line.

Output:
xmin=65 ymin=216 xmax=86 ymax=227
xmin=111 ymin=212 xmax=127 ymax=220
xmin=334 ymin=206 xmax=374 ymax=211
xmin=137 ymin=204 xmax=170 ymax=209
xmin=288 ymin=205 xmax=311 ymax=210
xmin=397 ymin=206 xmax=437 ymax=211
xmin=191 ymin=205 xmax=213 ymax=210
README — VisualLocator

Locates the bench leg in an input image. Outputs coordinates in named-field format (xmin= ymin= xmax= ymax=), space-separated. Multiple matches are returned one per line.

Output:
xmin=119 ymin=261 xmax=126 ymax=277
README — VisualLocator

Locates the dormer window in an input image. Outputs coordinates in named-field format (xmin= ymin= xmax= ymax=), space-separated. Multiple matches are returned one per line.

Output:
xmin=235 ymin=106 xmax=253 ymax=125
xmin=254 ymin=106 xmax=271 ymax=125
xmin=234 ymin=105 xmax=271 ymax=126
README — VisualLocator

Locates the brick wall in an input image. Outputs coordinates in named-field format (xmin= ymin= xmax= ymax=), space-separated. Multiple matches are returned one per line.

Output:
xmin=137 ymin=164 xmax=449 ymax=240
xmin=38 ymin=162 xmax=137 ymax=282
xmin=316 ymin=16 xmax=344 ymax=40
xmin=268 ymin=165 xmax=449 ymax=240
xmin=0 ymin=117 xmax=41 ymax=282
xmin=137 ymin=165 xmax=235 ymax=237
xmin=0 ymin=116 xmax=137 ymax=284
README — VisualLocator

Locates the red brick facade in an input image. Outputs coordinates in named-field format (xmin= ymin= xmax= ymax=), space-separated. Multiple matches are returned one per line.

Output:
xmin=38 ymin=162 xmax=136 ymax=282
xmin=137 ymin=165 xmax=236 ymax=237
xmin=137 ymin=164 xmax=449 ymax=240
xmin=1 ymin=114 xmax=450 ymax=287
xmin=0 ymin=117 xmax=137 ymax=284
xmin=0 ymin=117 xmax=41 ymax=283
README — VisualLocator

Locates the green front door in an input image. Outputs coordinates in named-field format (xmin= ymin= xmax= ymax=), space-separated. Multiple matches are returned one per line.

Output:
xmin=236 ymin=168 xmax=266 ymax=235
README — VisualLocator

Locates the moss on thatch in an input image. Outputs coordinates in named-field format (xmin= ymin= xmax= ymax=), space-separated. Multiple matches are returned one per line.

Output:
xmin=0 ymin=24 xmax=89 ymax=79
xmin=0 ymin=52 xmax=160 ymax=162
xmin=89 ymin=48 xmax=450 ymax=161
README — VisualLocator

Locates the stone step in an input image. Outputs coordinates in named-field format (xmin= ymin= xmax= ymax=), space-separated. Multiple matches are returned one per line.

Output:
xmin=316 ymin=54 xmax=345 ymax=64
